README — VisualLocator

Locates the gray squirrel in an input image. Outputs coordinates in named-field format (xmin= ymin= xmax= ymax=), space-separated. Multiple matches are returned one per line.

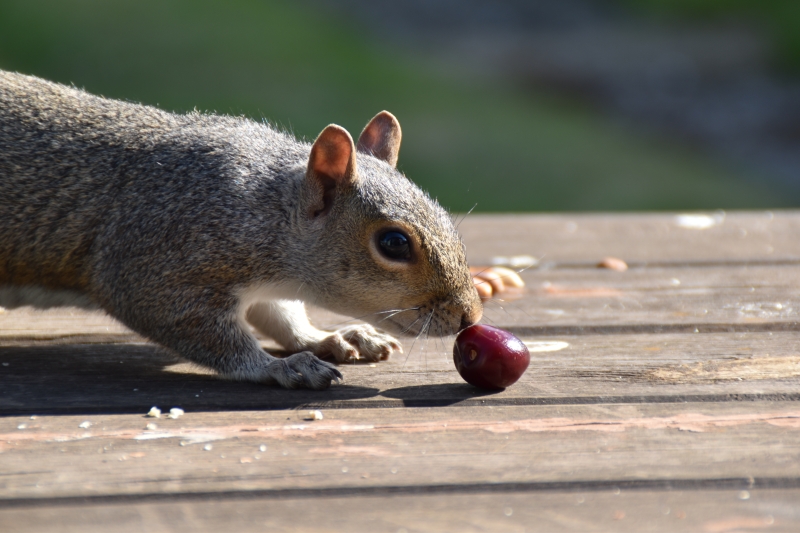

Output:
xmin=0 ymin=70 xmax=483 ymax=390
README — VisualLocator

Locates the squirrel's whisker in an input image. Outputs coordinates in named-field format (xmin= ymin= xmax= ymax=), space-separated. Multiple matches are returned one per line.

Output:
xmin=294 ymin=282 xmax=306 ymax=299
xmin=376 ymin=307 xmax=421 ymax=324
xmin=470 ymin=266 xmax=494 ymax=279
xmin=484 ymin=299 xmax=513 ymax=319
xmin=322 ymin=307 xmax=420 ymax=330
xmin=401 ymin=318 xmax=426 ymax=367
xmin=482 ymin=297 xmax=535 ymax=321
xmin=454 ymin=203 xmax=478 ymax=231
xmin=478 ymin=313 xmax=498 ymax=326
xmin=402 ymin=309 xmax=434 ymax=368
xmin=400 ymin=314 xmax=425 ymax=337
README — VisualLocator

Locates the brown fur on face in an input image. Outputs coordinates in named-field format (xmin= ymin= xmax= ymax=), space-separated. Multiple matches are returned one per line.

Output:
xmin=295 ymin=161 xmax=482 ymax=337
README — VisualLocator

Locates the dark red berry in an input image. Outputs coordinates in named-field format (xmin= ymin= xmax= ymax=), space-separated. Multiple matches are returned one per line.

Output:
xmin=453 ymin=325 xmax=530 ymax=389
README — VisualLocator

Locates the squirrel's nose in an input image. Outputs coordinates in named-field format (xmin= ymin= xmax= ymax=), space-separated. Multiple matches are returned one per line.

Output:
xmin=459 ymin=306 xmax=483 ymax=331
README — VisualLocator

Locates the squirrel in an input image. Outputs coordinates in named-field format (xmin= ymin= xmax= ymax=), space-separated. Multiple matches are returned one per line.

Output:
xmin=0 ymin=70 xmax=483 ymax=390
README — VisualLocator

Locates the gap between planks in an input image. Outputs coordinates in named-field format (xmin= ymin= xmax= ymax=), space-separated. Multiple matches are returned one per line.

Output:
xmin=0 ymin=489 xmax=792 ymax=533
xmin=3 ymin=393 xmax=800 ymax=417
xmin=0 ymin=477 xmax=797 ymax=509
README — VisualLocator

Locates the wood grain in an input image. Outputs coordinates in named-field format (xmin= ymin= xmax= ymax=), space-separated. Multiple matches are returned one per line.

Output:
xmin=459 ymin=211 xmax=800 ymax=264
xmin=5 ymin=265 xmax=800 ymax=343
xmin=2 ymin=329 xmax=800 ymax=414
xmin=3 ymin=212 xmax=800 ymax=531
xmin=1 ymin=488 xmax=796 ymax=533
xmin=1 ymin=403 xmax=799 ymax=500
xmin=1 ymin=488 xmax=794 ymax=533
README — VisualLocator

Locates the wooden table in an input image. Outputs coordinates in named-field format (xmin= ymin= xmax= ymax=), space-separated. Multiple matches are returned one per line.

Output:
xmin=2 ymin=212 xmax=799 ymax=532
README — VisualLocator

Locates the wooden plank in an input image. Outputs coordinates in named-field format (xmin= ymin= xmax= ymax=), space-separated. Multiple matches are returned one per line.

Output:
xmin=459 ymin=211 xmax=800 ymax=264
xmin=483 ymin=263 xmax=800 ymax=331
xmin=0 ymin=308 xmax=139 ymax=344
xmin=3 ymin=330 xmax=800 ymax=413
xmin=4 ymin=261 xmax=800 ymax=410
xmin=0 ymin=488 xmax=795 ymax=533
xmin=1 ymin=212 xmax=799 ymax=530
xmin=4 ymin=263 xmax=800 ymax=344
xmin=0 ymin=403 xmax=799 ymax=500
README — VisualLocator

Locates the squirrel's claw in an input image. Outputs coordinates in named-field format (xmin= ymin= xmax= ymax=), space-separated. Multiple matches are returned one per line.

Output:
xmin=320 ymin=324 xmax=401 ymax=363
xmin=294 ymin=324 xmax=401 ymax=364
xmin=266 ymin=352 xmax=343 ymax=390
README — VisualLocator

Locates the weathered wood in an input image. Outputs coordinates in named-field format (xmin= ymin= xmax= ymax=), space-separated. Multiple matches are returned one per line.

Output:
xmin=2 ymin=330 xmax=800 ymax=414
xmin=459 ymin=211 xmax=800 ymax=264
xmin=0 ymin=403 xmax=799 ymax=501
xmin=2 ymin=211 xmax=800 ymax=530
xmin=0 ymin=488 xmax=794 ymax=533
xmin=7 ymin=263 xmax=800 ymax=344
xmin=482 ymin=264 xmax=800 ymax=332
xmin=0 ymin=308 xmax=138 ymax=344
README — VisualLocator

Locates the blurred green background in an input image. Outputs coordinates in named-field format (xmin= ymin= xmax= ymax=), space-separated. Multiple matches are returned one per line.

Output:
xmin=0 ymin=0 xmax=795 ymax=212
xmin=624 ymin=0 xmax=800 ymax=73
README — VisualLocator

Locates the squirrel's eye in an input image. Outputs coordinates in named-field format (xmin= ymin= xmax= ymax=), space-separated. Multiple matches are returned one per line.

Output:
xmin=378 ymin=230 xmax=411 ymax=261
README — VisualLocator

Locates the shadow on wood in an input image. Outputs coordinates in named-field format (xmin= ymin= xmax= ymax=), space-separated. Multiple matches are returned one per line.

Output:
xmin=0 ymin=344 xmax=381 ymax=416
xmin=381 ymin=383 xmax=503 ymax=407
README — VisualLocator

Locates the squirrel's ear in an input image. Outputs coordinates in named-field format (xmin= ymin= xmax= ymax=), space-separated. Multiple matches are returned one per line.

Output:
xmin=306 ymin=124 xmax=357 ymax=218
xmin=356 ymin=111 xmax=402 ymax=168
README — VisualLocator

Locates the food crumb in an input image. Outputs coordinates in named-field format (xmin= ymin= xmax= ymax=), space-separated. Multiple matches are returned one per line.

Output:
xmin=78 ymin=421 xmax=92 ymax=429
xmin=490 ymin=255 xmax=538 ymax=268
xmin=470 ymin=265 xmax=526 ymax=300
xmin=488 ymin=266 xmax=525 ymax=288
xmin=259 ymin=445 xmax=267 ymax=452
xmin=474 ymin=280 xmax=492 ymax=299
xmin=304 ymin=410 xmax=324 ymax=421
xmin=17 ymin=424 xmax=26 ymax=430
xmin=146 ymin=423 xmax=158 ymax=430
xmin=598 ymin=257 xmax=628 ymax=271
xmin=203 ymin=444 xmax=213 ymax=451
xmin=168 ymin=407 xmax=184 ymax=419
xmin=146 ymin=407 xmax=161 ymax=418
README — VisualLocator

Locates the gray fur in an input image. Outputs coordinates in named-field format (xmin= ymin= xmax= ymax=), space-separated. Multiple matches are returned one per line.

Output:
xmin=0 ymin=70 xmax=481 ymax=390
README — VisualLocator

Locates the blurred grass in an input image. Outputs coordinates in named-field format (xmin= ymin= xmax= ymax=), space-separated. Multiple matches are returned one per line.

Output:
xmin=623 ymin=0 xmax=800 ymax=74
xmin=0 ymin=0 xmax=789 ymax=212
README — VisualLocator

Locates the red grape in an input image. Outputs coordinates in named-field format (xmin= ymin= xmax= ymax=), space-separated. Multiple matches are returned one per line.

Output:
xmin=453 ymin=325 xmax=530 ymax=389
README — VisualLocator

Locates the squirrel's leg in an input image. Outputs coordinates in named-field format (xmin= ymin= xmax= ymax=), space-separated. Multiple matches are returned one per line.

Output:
xmin=109 ymin=296 xmax=342 ymax=390
xmin=246 ymin=300 xmax=401 ymax=363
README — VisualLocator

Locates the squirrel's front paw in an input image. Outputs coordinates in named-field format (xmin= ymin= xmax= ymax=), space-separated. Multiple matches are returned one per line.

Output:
xmin=264 ymin=352 xmax=343 ymax=390
xmin=308 ymin=325 xmax=402 ymax=363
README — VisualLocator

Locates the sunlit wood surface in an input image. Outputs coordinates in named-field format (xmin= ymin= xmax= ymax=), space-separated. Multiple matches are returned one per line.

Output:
xmin=2 ymin=211 xmax=799 ymax=532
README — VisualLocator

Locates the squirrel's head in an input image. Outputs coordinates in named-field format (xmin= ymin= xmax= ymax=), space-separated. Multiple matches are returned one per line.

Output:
xmin=297 ymin=111 xmax=482 ymax=337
